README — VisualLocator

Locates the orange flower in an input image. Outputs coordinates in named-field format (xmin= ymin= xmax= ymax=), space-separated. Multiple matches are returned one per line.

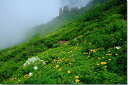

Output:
xmin=55 ymin=65 xmax=59 ymax=68
xmin=101 ymin=62 xmax=107 ymax=64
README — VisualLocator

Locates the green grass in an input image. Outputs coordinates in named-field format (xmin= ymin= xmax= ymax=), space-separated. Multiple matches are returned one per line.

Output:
xmin=0 ymin=0 xmax=127 ymax=84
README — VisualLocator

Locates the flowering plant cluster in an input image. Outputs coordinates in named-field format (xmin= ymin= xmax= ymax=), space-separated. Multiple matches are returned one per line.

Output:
xmin=23 ymin=57 xmax=46 ymax=66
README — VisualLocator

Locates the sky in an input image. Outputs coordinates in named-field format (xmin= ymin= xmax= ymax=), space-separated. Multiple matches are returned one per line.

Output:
xmin=0 ymin=0 xmax=91 ymax=49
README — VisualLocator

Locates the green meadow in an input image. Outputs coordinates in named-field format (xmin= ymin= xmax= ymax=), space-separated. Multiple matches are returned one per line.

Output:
xmin=0 ymin=0 xmax=127 ymax=84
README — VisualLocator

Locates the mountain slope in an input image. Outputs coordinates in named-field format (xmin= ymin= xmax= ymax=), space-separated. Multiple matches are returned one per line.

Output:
xmin=0 ymin=0 xmax=127 ymax=84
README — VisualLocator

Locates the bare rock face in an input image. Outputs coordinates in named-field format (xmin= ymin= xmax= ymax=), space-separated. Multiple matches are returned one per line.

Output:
xmin=70 ymin=7 xmax=79 ymax=12
xmin=60 ymin=0 xmax=92 ymax=8
xmin=59 ymin=7 xmax=63 ymax=16
xmin=59 ymin=6 xmax=79 ymax=16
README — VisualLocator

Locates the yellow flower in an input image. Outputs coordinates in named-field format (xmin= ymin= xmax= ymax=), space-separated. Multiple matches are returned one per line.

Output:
xmin=115 ymin=54 xmax=118 ymax=55
xmin=55 ymin=65 xmax=60 ymax=68
xmin=90 ymin=49 xmax=96 ymax=53
xmin=72 ymin=60 xmax=75 ymax=61
xmin=101 ymin=62 xmax=107 ymax=64
xmin=105 ymin=66 xmax=107 ymax=68
xmin=24 ymin=74 xmax=29 ymax=79
xmin=58 ymin=69 xmax=62 ymax=71
xmin=96 ymin=64 xmax=100 ymax=65
xmin=106 ymin=54 xmax=112 ymax=56
xmin=74 ymin=76 xmax=79 ymax=78
xmin=53 ymin=59 xmax=57 ymax=61
xmin=90 ymin=50 xmax=93 ymax=52
xmin=69 ymin=63 xmax=72 ymax=65
xmin=109 ymin=59 xmax=111 ymax=60
xmin=75 ymin=79 xmax=80 ymax=83
xmin=67 ymin=71 xmax=71 ymax=74
xmin=102 ymin=57 xmax=105 ymax=58
xmin=11 ymin=78 xmax=14 ymax=81
xmin=98 ymin=57 xmax=100 ymax=59
xmin=89 ymin=43 xmax=92 ymax=45
xmin=78 ymin=35 xmax=83 ymax=38
xmin=83 ymin=53 xmax=88 ymax=54
xmin=108 ymin=51 xmax=111 ymax=52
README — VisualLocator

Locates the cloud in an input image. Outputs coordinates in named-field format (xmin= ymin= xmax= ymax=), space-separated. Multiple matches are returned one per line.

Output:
xmin=0 ymin=0 xmax=92 ymax=49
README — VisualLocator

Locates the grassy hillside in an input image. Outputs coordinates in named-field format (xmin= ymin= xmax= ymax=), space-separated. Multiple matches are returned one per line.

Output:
xmin=0 ymin=0 xmax=127 ymax=84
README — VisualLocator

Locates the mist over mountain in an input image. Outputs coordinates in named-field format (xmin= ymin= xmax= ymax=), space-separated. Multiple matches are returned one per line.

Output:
xmin=0 ymin=0 xmax=92 ymax=49
xmin=60 ymin=0 xmax=92 ymax=8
